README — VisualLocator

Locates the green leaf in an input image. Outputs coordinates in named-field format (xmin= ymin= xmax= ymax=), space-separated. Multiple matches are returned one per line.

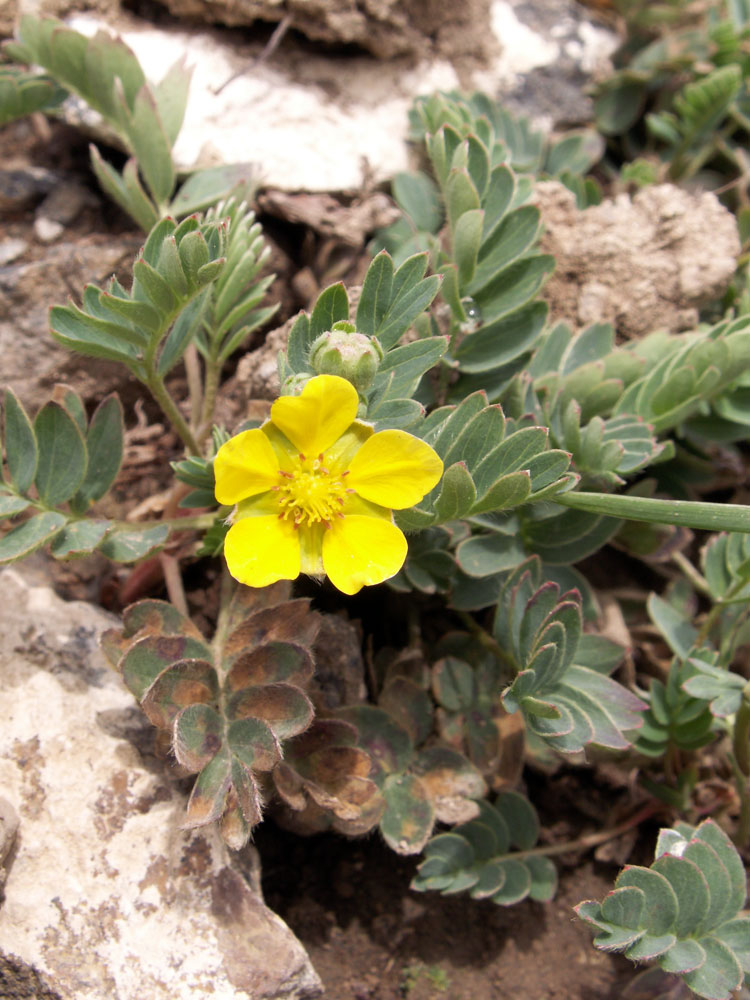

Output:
xmin=170 ymin=163 xmax=259 ymax=216
xmin=89 ymin=147 xmax=159 ymax=232
xmin=49 ymin=519 xmax=111 ymax=557
xmin=433 ymin=463 xmax=477 ymax=521
xmin=392 ymin=170 xmax=443 ymax=232
xmin=577 ymin=819 xmax=749 ymax=1000
xmin=453 ymin=208 xmax=483 ymax=287
xmin=3 ymin=389 xmax=37 ymax=493
xmin=0 ymin=512 xmax=66 ymax=563
xmin=455 ymin=532 xmax=526 ymax=577
xmin=33 ymin=401 xmax=87 ymax=506
xmin=97 ymin=523 xmax=170 ymax=562
xmin=445 ymin=168 xmax=481 ymax=232
xmin=152 ymin=55 xmax=192 ymax=148
xmin=309 ymin=283 xmax=349 ymax=338
xmin=0 ymin=495 xmax=30 ymax=519
xmin=123 ymin=84 xmax=175 ymax=205
xmin=73 ymin=395 xmax=124 ymax=509
xmin=356 ymin=251 xmax=393 ymax=337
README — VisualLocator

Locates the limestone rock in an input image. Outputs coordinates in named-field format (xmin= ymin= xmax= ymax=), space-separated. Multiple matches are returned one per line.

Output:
xmin=536 ymin=181 xmax=741 ymax=338
xmin=42 ymin=0 xmax=617 ymax=193
xmin=0 ymin=567 xmax=323 ymax=1000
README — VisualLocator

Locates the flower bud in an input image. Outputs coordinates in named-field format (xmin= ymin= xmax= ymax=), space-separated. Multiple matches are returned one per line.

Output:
xmin=281 ymin=371 xmax=314 ymax=396
xmin=309 ymin=323 xmax=384 ymax=393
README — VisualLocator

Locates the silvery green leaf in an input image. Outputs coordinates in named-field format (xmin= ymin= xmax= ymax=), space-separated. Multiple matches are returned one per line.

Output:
xmin=3 ymin=389 xmax=37 ymax=494
xmin=33 ymin=401 xmax=87 ymax=506
xmin=0 ymin=512 xmax=66 ymax=563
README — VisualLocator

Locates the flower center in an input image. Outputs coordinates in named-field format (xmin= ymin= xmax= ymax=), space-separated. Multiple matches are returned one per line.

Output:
xmin=275 ymin=453 xmax=351 ymax=528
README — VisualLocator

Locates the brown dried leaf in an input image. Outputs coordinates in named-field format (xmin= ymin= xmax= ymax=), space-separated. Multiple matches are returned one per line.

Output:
xmin=224 ymin=580 xmax=292 ymax=635
xmin=140 ymin=659 xmax=219 ymax=730
xmin=122 ymin=598 xmax=205 ymax=642
xmin=222 ymin=599 xmax=320 ymax=671
xmin=412 ymin=746 xmax=487 ymax=809
xmin=227 ymin=682 xmax=314 ymax=740
xmin=225 ymin=641 xmax=315 ymax=691
xmin=183 ymin=748 xmax=231 ymax=827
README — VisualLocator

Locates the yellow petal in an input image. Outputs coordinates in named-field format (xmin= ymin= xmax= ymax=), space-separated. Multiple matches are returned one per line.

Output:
xmin=346 ymin=430 xmax=443 ymax=509
xmin=214 ymin=429 xmax=280 ymax=505
xmin=224 ymin=516 xmax=301 ymax=587
xmin=298 ymin=523 xmax=325 ymax=576
xmin=270 ymin=375 xmax=359 ymax=457
xmin=322 ymin=515 xmax=407 ymax=595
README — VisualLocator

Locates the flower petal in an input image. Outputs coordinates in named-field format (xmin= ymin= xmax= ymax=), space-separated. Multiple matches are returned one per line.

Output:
xmin=346 ymin=430 xmax=443 ymax=509
xmin=270 ymin=375 xmax=359 ymax=457
xmin=215 ymin=429 xmax=280 ymax=505
xmin=224 ymin=516 xmax=300 ymax=587
xmin=298 ymin=523 xmax=325 ymax=576
xmin=322 ymin=514 xmax=407 ymax=595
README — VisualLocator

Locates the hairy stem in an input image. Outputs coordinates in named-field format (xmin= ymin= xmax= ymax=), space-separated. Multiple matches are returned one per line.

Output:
xmin=510 ymin=803 xmax=660 ymax=862
xmin=145 ymin=369 xmax=201 ymax=455
xmin=183 ymin=343 xmax=203 ymax=430
xmin=197 ymin=355 xmax=222 ymax=446
xmin=159 ymin=552 xmax=189 ymax=617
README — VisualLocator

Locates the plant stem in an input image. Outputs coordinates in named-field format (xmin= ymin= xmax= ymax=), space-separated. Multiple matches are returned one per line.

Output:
xmin=454 ymin=609 xmax=516 ymax=672
xmin=145 ymin=369 xmax=202 ymax=455
xmin=510 ymin=803 xmax=660 ymax=863
xmin=159 ymin=552 xmax=189 ymax=617
xmin=553 ymin=490 xmax=750 ymax=534
xmin=197 ymin=355 xmax=222 ymax=446
xmin=212 ymin=564 xmax=236 ymax=678
xmin=183 ymin=343 xmax=203 ymax=430
xmin=671 ymin=551 xmax=711 ymax=598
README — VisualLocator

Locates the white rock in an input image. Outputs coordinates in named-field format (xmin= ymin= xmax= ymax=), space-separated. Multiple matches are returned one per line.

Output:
xmin=0 ymin=567 xmax=322 ymax=1000
xmin=62 ymin=0 xmax=617 ymax=193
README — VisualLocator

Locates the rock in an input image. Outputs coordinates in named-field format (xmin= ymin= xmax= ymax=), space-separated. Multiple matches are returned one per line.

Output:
xmin=48 ymin=0 xmax=616 ymax=193
xmin=536 ymin=181 xmax=741 ymax=338
xmin=0 ymin=233 xmax=141 ymax=411
xmin=0 ymin=238 xmax=27 ymax=265
xmin=0 ymin=567 xmax=323 ymax=1000
xmin=157 ymin=0 xmax=497 ymax=63
xmin=0 ymin=166 xmax=58 ymax=212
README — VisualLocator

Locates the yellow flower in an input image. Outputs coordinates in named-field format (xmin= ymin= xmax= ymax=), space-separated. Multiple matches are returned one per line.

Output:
xmin=214 ymin=375 xmax=443 ymax=595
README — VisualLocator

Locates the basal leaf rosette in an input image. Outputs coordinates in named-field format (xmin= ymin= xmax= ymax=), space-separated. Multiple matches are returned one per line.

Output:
xmin=214 ymin=374 xmax=443 ymax=595
xmin=576 ymin=820 xmax=750 ymax=1000
xmin=103 ymin=586 xmax=320 ymax=848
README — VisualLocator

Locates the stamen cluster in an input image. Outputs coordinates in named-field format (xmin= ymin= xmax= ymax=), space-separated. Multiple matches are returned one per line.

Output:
xmin=274 ymin=453 xmax=351 ymax=528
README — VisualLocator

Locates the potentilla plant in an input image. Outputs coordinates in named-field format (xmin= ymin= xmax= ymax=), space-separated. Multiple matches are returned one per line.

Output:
xmin=2 ymin=18 xmax=750 ymax=999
